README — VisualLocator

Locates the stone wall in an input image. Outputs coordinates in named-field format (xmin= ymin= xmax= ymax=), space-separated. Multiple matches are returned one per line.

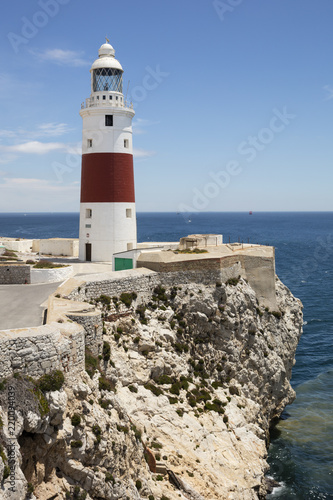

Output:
xmin=65 ymin=269 xmax=224 ymax=303
xmin=0 ymin=323 xmax=85 ymax=379
xmin=66 ymin=312 xmax=103 ymax=357
xmin=0 ymin=265 xmax=30 ymax=284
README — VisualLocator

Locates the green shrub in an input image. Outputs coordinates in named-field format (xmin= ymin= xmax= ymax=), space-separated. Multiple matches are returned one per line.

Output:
xmin=0 ymin=379 xmax=7 ymax=391
xmin=226 ymin=276 xmax=240 ymax=286
xmin=85 ymin=348 xmax=99 ymax=378
xmin=135 ymin=479 xmax=142 ymax=490
xmin=151 ymin=441 xmax=162 ymax=449
xmin=99 ymin=376 xmax=114 ymax=392
xmin=92 ymin=424 xmax=101 ymax=436
xmin=102 ymin=341 xmax=111 ymax=361
xmin=120 ymin=292 xmax=137 ymax=307
xmin=105 ymin=472 xmax=115 ymax=484
xmin=168 ymin=396 xmax=178 ymax=404
xmin=71 ymin=414 xmax=81 ymax=427
xmin=272 ymin=311 xmax=282 ymax=319
xmin=70 ymin=440 xmax=83 ymax=448
xmin=155 ymin=375 xmax=173 ymax=385
xmin=3 ymin=465 xmax=10 ymax=480
xmin=38 ymin=370 xmax=64 ymax=392
xmin=98 ymin=294 xmax=111 ymax=306
xmin=128 ymin=385 xmax=138 ymax=393
xmin=116 ymin=424 xmax=129 ymax=433
xmin=144 ymin=383 xmax=163 ymax=396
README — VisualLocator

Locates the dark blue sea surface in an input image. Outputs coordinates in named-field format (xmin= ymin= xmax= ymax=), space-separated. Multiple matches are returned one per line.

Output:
xmin=0 ymin=211 xmax=332 ymax=498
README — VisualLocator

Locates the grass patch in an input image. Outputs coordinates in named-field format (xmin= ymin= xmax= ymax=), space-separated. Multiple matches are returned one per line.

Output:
xmin=33 ymin=260 xmax=67 ymax=269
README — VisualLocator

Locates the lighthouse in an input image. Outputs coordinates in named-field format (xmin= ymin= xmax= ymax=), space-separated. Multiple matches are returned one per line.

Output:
xmin=79 ymin=41 xmax=136 ymax=262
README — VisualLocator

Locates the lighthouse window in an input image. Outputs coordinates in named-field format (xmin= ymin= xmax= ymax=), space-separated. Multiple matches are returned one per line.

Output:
xmin=103 ymin=95 xmax=106 ymax=100
xmin=87 ymin=139 xmax=93 ymax=148
xmin=109 ymin=95 xmax=112 ymax=100
xmin=86 ymin=209 xmax=92 ymax=219
xmin=124 ymin=139 xmax=129 ymax=148
xmin=105 ymin=115 xmax=113 ymax=127
xmin=126 ymin=208 xmax=132 ymax=218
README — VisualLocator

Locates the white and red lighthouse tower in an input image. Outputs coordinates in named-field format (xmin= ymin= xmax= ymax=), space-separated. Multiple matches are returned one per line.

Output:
xmin=79 ymin=41 xmax=136 ymax=262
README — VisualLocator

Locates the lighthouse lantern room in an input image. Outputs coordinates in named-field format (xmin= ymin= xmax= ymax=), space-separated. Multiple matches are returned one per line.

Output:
xmin=79 ymin=41 xmax=136 ymax=262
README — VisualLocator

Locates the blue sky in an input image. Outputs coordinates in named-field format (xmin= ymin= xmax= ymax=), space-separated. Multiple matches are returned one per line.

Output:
xmin=0 ymin=0 xmax=332 ymax=212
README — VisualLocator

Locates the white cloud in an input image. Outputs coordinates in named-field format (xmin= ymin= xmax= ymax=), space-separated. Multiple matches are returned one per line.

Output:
xmin=132 ymin=118 xmax=160 ymax=135
xmin=35 ymin=123 xmax=74 ymax=137
xmin=0 ymin=177 xmax=80 ymax=211
xmin=133 ymin=148 xmax=155 ymax=159
xmin=0 ymin=177 xmax=79 ymax=193
xmin=0 ymin=122 xmax=73 ymax=140
xmin=31 ymin=49 xmax=90 ymax=67
xmin=1 ymin=141 xmax=68 ymax=155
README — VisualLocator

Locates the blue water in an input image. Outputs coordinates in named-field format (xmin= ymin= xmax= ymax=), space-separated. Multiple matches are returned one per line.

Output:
xmin=1 ymin=211 xmax=332 ymax=498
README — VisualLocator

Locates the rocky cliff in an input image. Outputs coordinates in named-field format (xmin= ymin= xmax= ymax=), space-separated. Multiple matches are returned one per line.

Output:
xmin=0 ymin=276 xmax=302 ymax=500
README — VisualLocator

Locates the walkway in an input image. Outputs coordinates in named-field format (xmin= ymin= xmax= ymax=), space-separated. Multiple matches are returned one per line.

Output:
xmin=0 ymin=282 xmax=64 ymax=330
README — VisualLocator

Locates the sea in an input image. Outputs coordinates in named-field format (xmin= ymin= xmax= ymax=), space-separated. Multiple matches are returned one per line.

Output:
xmin=0 ymin=211 xmax=332 ymax=499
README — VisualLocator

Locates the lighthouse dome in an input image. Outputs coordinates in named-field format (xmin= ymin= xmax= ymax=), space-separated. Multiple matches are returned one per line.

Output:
xmin=91 ymin=42 xmax=123 ymax=72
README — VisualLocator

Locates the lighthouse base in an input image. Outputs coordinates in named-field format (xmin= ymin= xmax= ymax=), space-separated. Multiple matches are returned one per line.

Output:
xmin=79 ymin=202 xmax=137 ymax=262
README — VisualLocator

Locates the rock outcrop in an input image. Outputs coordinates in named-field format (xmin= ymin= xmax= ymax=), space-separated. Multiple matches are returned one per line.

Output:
xmin=0 ymin=276 xmax=302 ymax=499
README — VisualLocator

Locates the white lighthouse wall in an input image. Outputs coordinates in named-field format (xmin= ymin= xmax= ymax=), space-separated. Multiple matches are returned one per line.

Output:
xmin=81 ymin=111 xmax=134 ymax=155
xmin=79 ymin=202 xmax=137 ymax=262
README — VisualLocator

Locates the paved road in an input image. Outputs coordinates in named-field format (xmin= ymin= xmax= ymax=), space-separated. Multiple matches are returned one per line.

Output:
xmin=0 ymin=282 xmax=63 ymax=330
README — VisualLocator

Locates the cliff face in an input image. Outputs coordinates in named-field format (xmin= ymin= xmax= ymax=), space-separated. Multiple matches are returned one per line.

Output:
xmin=0 ymin=276 xmax=303 ymax=500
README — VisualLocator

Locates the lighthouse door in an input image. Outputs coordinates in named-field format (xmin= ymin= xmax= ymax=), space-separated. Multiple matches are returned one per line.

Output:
xmin=85 ymin=243 xmax=92 ymax=262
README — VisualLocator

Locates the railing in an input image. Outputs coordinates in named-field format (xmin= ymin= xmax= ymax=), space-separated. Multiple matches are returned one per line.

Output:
xmin=81 ymin=98 xmax=134 ymax=110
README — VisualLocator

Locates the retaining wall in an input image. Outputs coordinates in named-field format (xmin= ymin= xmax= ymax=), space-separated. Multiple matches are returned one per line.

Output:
xmin=65 ymin=269 xmax=224 ymax=303
xmin=0 ymin=323 xmax=85 ymax=379
xmin=31 ymin=266 xmax=73 ymax=284
xmin=0 ymin=265 xmax=30 ymax=284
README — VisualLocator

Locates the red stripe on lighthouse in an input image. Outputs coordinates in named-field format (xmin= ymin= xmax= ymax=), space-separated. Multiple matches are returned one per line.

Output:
xmin=80 ymin=152 xmax=135 ymax=203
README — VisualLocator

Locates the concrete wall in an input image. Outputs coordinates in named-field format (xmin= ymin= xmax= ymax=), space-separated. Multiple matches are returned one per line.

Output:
xmin=34 ymin=239 xmax=79 ymax=257
xmin=0 ymin=239 xmax=33 ymax=252
xmin=0 ymin=323 xmax=85 ymax=379
xmin=30 ymin=265 xmax=73 ymax=284
xmin=0 ymin=265 xmax=30 ymax=284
